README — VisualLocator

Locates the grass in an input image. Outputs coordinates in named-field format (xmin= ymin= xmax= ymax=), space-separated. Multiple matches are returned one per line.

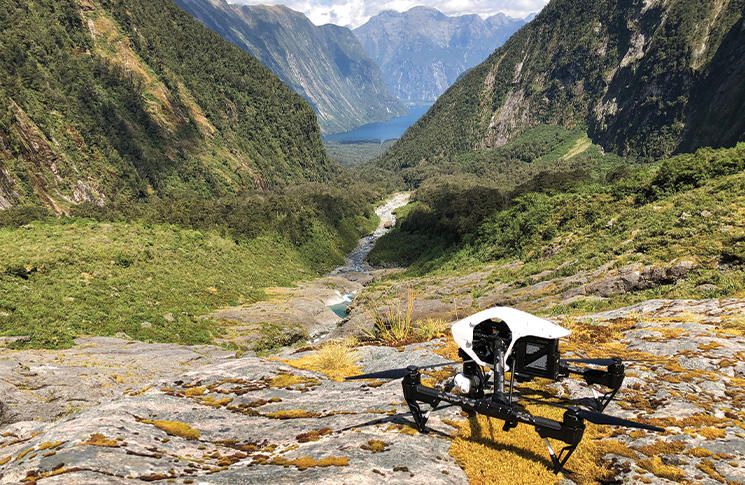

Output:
xmin=361 ymin=286 xmax=420 ymax=346
xmin=281 ymin=340 xmax=361 ymax=381
xmin=0 ymin=219 xmax=311 ymax=348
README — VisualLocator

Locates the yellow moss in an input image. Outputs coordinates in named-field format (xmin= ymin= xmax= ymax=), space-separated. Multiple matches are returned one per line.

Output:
xmin=15 ymin=447 xmax=35 ymax=461
xmin=361 ymin=439 xmax=390 ymax=453
xmin=38 ymin=441 xmax=63 ymax=451
xmin=697 ymin=458 xmax=727 ymax=482
xmin=638 ymin=456 xmax=685 ymax=481
xmin=686 ymin=447 xmax=714 ymax=458
xmin=198 ymin=396 xmax=233 ymax=408
xmin=185 ymin=387 xmax=207 ymax=397
xmin=142 ymin=420 xmax=200 ymax=440
xmin=634 ymin=440 xmax=686 ymax=456
xmin=317 ymin=456 xmax=349 ymax=467
xmin=385 ymin=424 xmax=419 ymax=435
xmin=698 ymin=342 xmax=724 ymax=351
xmin=600 ymin=440 xmax=639 ymax=459
xmin=79 ymin=433 xmax=119 ymax=447
xmin=268 ymin=455 xmax=348 ymax=471
xmin=0 ymin=456 xmax=9 ymax=465
xmin=266 ymin=374 xmax=319 ymax=389
xmin=292 ymin=457 xmax=317 ymax=470
xmin=263 ymin=409 xmax=320 ymax=419
xmin=296 ymin=428 xmax=333 ymax=443
xmin=698 ymin=427 xmax=726 ymax=440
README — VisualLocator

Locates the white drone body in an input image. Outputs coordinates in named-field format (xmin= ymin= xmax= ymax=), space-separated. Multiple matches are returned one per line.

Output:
xmin=451 ymin=307 xmax=571 ymax=393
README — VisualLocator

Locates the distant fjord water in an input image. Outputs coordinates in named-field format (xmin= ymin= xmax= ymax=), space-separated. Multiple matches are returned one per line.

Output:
xmin=323 ymin=103 xmax=433 ymax=142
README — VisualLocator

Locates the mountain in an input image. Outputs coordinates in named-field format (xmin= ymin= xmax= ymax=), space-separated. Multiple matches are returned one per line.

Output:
xmin=377 ymin=0 xmax=745 ymax=171
xmin=353 ymin=7 xmax=527 ymax=103
xmin=173 ymin=0 xmax=407 ymax=135
xmin=0 ymin=0 xmax=335 ymax=212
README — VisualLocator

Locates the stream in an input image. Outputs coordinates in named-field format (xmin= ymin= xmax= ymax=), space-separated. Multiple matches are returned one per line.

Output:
xmin=329 ymin=192 xmax=410 ymax=276
xmin=326 ymin=192 xmax=410 ymax=317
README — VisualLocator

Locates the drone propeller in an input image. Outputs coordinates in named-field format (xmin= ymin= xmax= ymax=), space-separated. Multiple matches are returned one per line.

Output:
xmin=345 ymin=360 xmax=470 ymax=381
xmin=562 ymin=358 xmax=620 ymax=366
xmin=572 ymin=406 xmax=663 ymax=432
xmin=562 ymin=357 xmax=665 ymax=366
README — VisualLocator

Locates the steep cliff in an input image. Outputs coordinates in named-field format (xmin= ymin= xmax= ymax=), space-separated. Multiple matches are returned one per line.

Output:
xmin=174 ymin=0 xmax=407 ymax=135
xmin=0 ymin=0 xmax=334 ymax=211
xmin=378 ymin=0 xmax=745 ymax=171
xmin=354 ymin=7 xmax=527 ymax=103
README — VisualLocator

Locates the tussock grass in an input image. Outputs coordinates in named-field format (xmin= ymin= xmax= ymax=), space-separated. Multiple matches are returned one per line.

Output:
xmin=361 ymin=286 xmax=420 ymax=346
xmin=282 ymin=340 xmax=361 ymax=381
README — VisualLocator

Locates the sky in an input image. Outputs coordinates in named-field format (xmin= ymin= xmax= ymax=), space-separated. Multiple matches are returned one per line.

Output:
xmin=228 ymin=0 xmax=549 ymax=29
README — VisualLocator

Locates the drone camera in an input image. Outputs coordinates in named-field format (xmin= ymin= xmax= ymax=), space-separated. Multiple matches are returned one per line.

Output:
xmin=513 ymin=336 xmax=561 ymax=380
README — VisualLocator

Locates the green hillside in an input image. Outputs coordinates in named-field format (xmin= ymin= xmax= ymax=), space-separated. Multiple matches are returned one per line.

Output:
xmin=376 ymin=0 xmax=745 ymax=176
xmin=0 ymin=0 xmax=333 ymax=211
xmin=369 ymin=141 xmax=745 ymax=306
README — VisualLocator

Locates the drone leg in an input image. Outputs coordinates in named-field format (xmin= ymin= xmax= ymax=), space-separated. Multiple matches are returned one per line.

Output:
xmin=594 ymin=387 xmax=620 ymax=412
xmin=405 ymin=398 xmax=442 ymax=432
xmin=543 ymin=439 xmax=578 ymax=474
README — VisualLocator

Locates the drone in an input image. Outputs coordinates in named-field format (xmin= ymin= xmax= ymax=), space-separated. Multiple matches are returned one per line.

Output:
xmin=346 ymin=307 xmax=664 ymax=473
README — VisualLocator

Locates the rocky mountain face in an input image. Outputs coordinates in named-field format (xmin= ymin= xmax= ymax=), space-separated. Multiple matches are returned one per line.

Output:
xmin=0 ymin=0 xmax=333 ymax=212
xmin=353 ymin=7 xmax=527 ymax=103
xmin=379 ymin=0 xmax=745 ymax=170
xmin=174 ymin=0 xmax=407 ymax=135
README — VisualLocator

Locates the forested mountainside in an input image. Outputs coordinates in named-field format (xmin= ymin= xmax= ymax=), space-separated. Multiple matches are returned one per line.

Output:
xmin=174 ymin=0 xmax=407 ymax=135
xmin=354 ymin=7 xmax=526 ymax=103
xmin=0 ymin=0 xmax=333 ymax=212
xmin=377 ymin=0 xmax=745 ymax=173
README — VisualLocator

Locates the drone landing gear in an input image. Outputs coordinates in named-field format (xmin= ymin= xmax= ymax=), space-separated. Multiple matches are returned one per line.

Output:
xmin=402 ymin=367 xmax=587 ymax=474
xmin=543 ymin=439 xmax=578 ymax=474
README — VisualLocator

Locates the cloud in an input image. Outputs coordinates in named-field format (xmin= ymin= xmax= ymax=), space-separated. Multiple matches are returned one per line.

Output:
xmin=227 ymin=0 xmax=548 ymax=28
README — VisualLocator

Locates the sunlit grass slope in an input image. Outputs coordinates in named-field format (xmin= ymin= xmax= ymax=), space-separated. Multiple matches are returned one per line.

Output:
xmin=0 ymin=220 xmax=313 ymax=348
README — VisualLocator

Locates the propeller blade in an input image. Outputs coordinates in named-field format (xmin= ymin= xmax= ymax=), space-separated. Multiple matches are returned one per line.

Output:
xmin=345 ymin=360 xmax=469 ymax=381
xmin=345 ymin=368 xmax=411 ymax=380
xmin=562 ymin=358 xmax=617 ymax=366
xmin=563 ymin=357 xmax=666 ymax=366
xmin=519 ymin=397 xmax=664 ymax=432
xmin=575 ymin=408 xmax=664 ymax=432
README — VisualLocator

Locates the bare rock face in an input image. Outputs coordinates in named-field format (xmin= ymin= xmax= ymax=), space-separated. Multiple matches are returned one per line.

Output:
xmin=0 ymin=337 xmax=235 ymax=423
xmin=208 ymin=276 xmax=364 ymax=342
xmin=0 ymin=341 xmax=467 ymax=484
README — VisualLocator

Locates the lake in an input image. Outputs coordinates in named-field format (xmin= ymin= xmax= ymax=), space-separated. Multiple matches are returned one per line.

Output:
xmin=323 ymin=103 xmax=433 ymax=142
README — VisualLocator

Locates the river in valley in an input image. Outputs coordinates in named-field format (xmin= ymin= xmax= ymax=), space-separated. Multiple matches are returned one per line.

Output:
xmin=330 ymin=192 xmax=410 ymax=276
xmin=326 ymin=192 xmax=410 ymax=316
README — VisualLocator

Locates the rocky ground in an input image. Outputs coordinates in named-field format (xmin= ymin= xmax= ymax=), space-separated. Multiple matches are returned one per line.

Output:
xmin=0 ymin=298 xmax=743 ymax=484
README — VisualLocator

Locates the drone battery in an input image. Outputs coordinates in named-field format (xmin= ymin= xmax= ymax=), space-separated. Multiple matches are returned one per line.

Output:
xmin=513 ymin=336 xmax=560 ymax=380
